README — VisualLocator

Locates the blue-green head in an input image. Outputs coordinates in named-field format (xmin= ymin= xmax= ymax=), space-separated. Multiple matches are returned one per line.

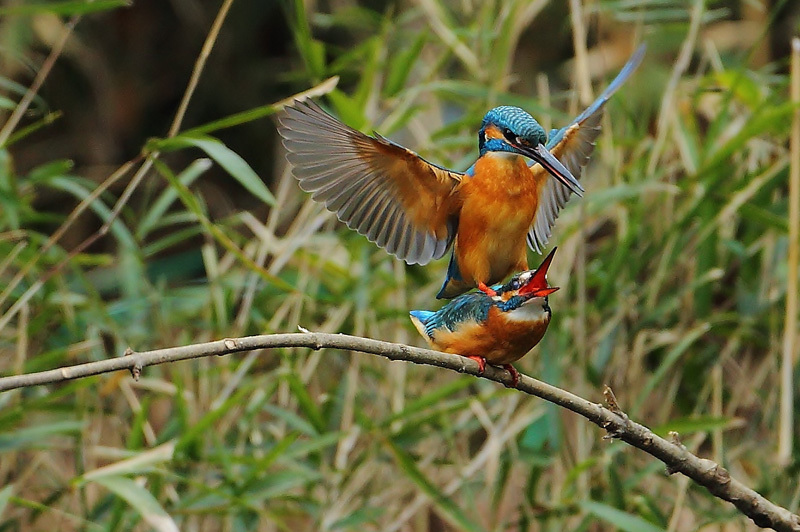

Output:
xmin=478 ymin=106 xmax=547 ymax=156
xmin=477 ymin=106 xmax=583 ymax=196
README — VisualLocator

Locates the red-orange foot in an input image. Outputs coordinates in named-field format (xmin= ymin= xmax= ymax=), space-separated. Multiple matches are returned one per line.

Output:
xmin=467 ymin=355 xmax=487 ymax=374
xmin=477 ymin=282 xmax=497 ymax=297
xmin=502 ymin=364 xmax=519 ymax=387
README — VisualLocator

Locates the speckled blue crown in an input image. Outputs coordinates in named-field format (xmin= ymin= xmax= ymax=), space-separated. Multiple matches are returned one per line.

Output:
xmin=481 ymin=106 xmax=546 ymax=143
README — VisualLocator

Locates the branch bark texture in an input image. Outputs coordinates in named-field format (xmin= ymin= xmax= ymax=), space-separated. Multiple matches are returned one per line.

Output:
xmin=1 ymin=332 xmax=797 ymax=531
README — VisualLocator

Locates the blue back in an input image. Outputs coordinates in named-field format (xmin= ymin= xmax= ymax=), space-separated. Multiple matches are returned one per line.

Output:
xmin=413 ymin=280 xmax=532 ymax=339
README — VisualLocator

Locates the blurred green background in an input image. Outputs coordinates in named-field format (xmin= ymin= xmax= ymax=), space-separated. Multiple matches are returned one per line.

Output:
xmin=1 ymin=0 xmax=800 ymax=530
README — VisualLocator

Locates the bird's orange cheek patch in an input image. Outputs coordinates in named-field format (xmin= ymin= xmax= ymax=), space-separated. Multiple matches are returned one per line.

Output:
xmin=483 ymin=124 xmax=504 ymax=141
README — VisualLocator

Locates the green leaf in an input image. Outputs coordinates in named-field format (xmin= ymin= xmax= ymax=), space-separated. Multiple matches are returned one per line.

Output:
xmin=386 ymin=439 xmax=487 ymax=532
xmin=180 ymin=76 xmax=338 ymax=137
xmin=0 ymin=420 xmax=85 ymax=451
xmin=652 ymin=416 xmax=733 ymax=436
xmin=284 ymin=430 xmax=343 ymax=458
xmin=385 ymin=34 xmax=426 ymax=97
xmin=581 ymin=501 xmax=665 ymax=532
xmin=0 ymin=96 xmax=17 ymax=110
xmin=183 ymin=105 xmax=279 ymax=137
xmin=92 ymin=475 xmax=178 ymax=532
xmin=3 ymin=111 xmax=62 ymax=148
xmin=47 ymin=176 xmax=137 ymax=249
xmin=0 ymin=484 xmax=13 ymax=518
xmin=0 ymin=0 xmax=129 ymax=16
xmin=327 ymin=90 xmax=366 ymax=130
xmin=153 ymin=135 xmax=275 ymax=206
xmin=289 ymin=0 xmax=327 ymax=78
xmin=381 ymin=376 xmax=473 ymax=427
xmin=175 ymin=385 xmax=253 ymax=457
xmin=285 ymin=371 xmax=326 ymax=433
xmin=28 ymin=159 xmax=74 ymax=182
xmin=150 ymin=159 xmax=296 ymax=293
xmin=80 ymin=441 xmax=177 ymax=482
xmin=242 ymin=468 xmax=322 ymax=504
xmin=331 ymin=507 xmax=384 ymax=529
xmin=702 ymin=101 xmax=797 ymax=171
xmin=137 ymin=158 xmax=211 ymax=239
xmin=634 ymin=322 xmax=712 ymax=414
xmin=262 ymin=404 xmax=319 ymax=437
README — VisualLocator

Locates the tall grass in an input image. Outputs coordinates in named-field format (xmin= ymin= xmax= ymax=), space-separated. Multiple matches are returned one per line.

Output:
xmin=0 ymin=0 xmax=797 ymax=530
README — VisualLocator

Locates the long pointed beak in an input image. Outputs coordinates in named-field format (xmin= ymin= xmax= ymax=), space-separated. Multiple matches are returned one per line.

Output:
xmin=521 ymin=144 xmax=584 ymax=197
xmin=519 ymin=247 xmax=558 ymax=296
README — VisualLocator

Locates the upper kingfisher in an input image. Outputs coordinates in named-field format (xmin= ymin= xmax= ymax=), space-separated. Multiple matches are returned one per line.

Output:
xmin=278 ymin=45 xmax=645 ymax=298
xmin=409 ymin=247 xmax=559 ymax=387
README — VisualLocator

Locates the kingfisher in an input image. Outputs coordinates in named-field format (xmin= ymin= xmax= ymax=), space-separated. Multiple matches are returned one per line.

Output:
xmin=278 ymin=45 xmax=644 ymax=299
xmin=409 ymin=247 xmax=559 ymax=387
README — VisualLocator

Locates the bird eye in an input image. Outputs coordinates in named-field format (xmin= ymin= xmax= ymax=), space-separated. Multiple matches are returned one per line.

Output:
xmin=502 ymin=128 xmax=515 ymax=142
xmin=509 ymin=279 xmax=520 ymax=290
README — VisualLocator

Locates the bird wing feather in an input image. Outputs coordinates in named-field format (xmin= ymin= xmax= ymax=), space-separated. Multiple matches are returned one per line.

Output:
xmin=422 ymin=293 xmax=493 ymax=336
xmin=278 ymin=99 xmax=463 ymax=265
xmin=527 ymin=44 xmax=646 ymax=253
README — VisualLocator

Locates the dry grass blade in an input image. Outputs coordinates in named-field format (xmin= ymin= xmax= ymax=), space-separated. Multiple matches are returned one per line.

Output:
xmin=779 ymin=37 xmax=800 ymax=464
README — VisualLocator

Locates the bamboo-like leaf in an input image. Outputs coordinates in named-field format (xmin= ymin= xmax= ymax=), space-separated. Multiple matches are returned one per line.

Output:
xmin=0 ymin=484 xmax=13 ymax=518
xmin=183 ymin=76 xmax=339 ymax=137
xmin=581 ymin=501 xmax=666 ymax=532
xmin=0 ymin=0 xmax=128 ymax=16
xmin=385 ymin=34 xmax=426 ymax=97
xmin=46 ymin=176 xmax=137 ymax=249
xmin=0 ymin=420 xmax=84 ymax=451
xmin=635 ymin=323 xmax=713 ymax=413
xmin=175 ymin=385 xmax=253 ymax=456
xmin=153 ymin=135 xmax=275 ymax=206
xmin=92 ymin=476 xmax=179 ymax=532
xmin=381 ymin=376 xmax=473 ymax=427
xmin=80 ymin=441 xmax=177 ymax=482
xmin=285 ymin=371 xmax=326 ymax=433
xmin=652 ymin=416 xmax=734 ymax=436
xmin=386 ymin=438 xmax=487 ymax=532
xmin=137 ymin=159 xmax=212 ymax=239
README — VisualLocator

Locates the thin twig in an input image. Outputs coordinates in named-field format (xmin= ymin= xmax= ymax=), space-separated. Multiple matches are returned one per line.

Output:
xmin=0 ymin=16 xmax=79 ymax=146
xmin=167 ymin=0 xmax=235 ymax=137
xmin=779 ymin=37 xmax=800 ymax=464
xmin=646 ymin=0 xmax=704 ymax=177
xmin=0 ymin=333 xmax=798 ymax=531
xmin=569 ymin=0 xmax=593 ymax=500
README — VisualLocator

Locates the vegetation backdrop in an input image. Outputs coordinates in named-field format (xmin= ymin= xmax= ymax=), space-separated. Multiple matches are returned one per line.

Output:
xmin=1 ymin=0 xmax=799 ymax=530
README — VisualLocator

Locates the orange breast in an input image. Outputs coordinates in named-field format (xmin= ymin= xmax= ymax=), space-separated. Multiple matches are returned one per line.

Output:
xmin=430 ymin=306 xmax=550 ymax=364
xmin=454 ymin=154 xmax=547 ymax=286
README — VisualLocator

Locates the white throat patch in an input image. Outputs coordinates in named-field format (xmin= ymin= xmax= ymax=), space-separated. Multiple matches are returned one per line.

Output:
xmin=505 ymin=298 xmax=550 ymax=322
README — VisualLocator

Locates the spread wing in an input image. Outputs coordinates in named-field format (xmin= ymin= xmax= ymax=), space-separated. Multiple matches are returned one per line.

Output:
xmin=278 ymin=99 xmax=463 ymax=265
xmin=527 ymin=44 xmax=646 ymax=253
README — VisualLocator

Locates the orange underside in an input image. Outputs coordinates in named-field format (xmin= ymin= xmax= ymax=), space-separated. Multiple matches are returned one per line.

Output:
xmin=429 ymin=306 xmax=550 ymax=365
xmin=454 ymin=154 xmax=547 ymax=287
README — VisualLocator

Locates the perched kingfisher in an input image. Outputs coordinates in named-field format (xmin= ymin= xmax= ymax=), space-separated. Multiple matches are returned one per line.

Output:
xmin=409 ymin=248 xmax=559 ymax=387
xmin=278 ymin=45 xmax=644 ymax=298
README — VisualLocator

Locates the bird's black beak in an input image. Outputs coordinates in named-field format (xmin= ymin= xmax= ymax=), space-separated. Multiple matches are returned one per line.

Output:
xmin=520 ymin=143 xmax=584 ymax=197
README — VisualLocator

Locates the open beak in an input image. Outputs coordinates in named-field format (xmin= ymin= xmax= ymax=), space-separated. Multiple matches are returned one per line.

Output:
xmin=519 ymin=247 xmax=559 ymax=297
xmin=519 ymin=143 xmax=584 ymax=197
xmin=529 ymin=286 xmax=559 ymax=298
